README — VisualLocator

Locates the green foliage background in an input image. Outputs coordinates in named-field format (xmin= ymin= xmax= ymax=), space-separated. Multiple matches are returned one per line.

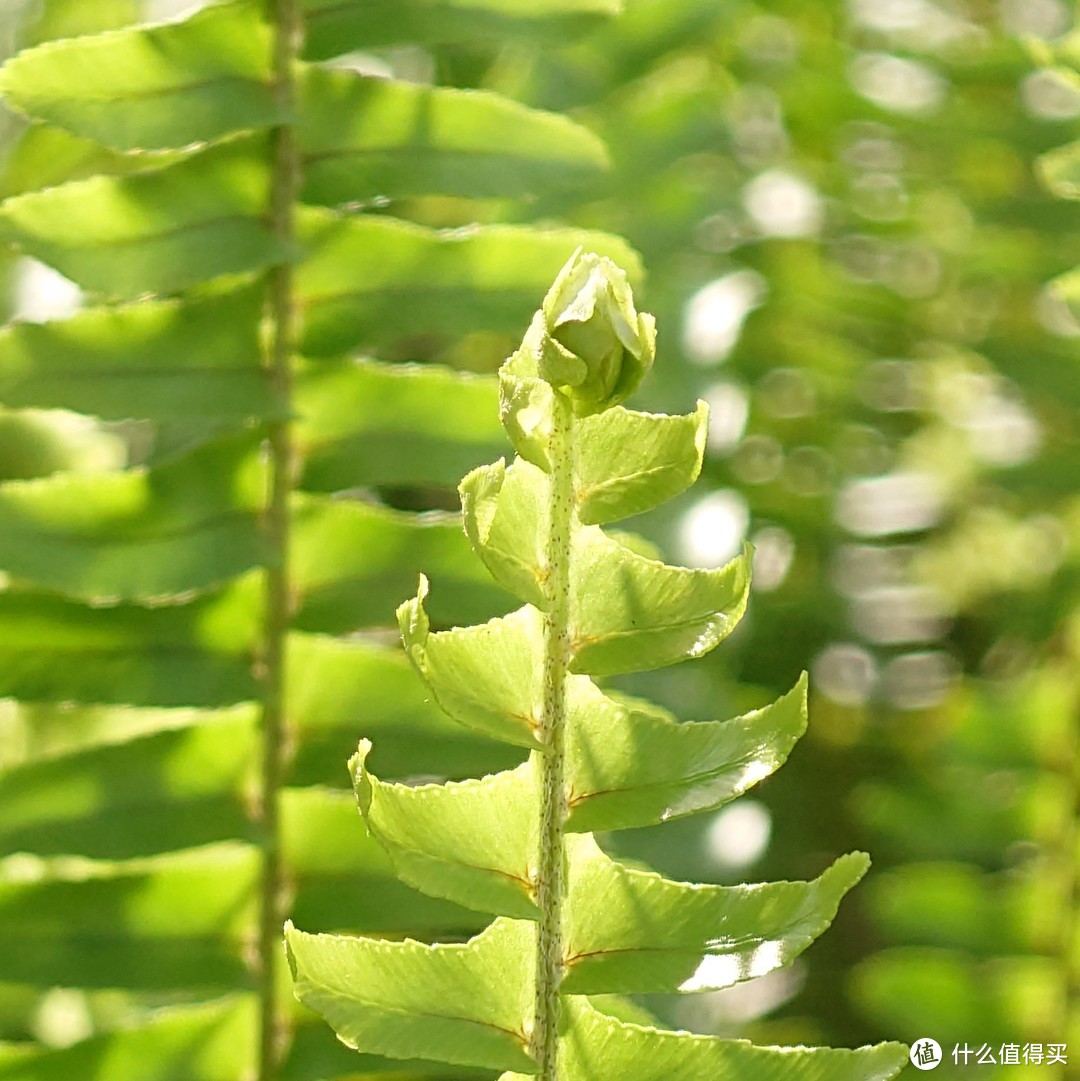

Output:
xmin=0 ymin=0 xmax=1077 ymax=1079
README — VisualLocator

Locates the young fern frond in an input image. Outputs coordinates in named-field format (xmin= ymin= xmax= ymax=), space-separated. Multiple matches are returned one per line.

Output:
xmin=286 ymin=252 xmax=910 ymax=1081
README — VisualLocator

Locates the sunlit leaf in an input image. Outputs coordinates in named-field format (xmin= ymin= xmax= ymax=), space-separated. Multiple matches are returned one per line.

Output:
xmin=300 ymin=67 xmax=608 ymax=205
xmin=0 ymin=409 xmax=124 ymax=481
xmin=0 ymin=998 xmax=256 ymax=1081
xmin=295 ymin=358 xmax=504 ymax=492
xmin=285 ymin=918 xmax=536 ymax=1072
xmin=0 ymin=288 xmax=271 ymax=421
xmin=0 ymin=435 xmax=265 ymax=601
xmin=564 ymin=675 xmax=807 ymax=832
xmin=0 ymin=143 xmax=288 ymax=297
xmin=0 ymin=845 xmax=258 ymax=989
xmin=296 ymin=211 xmax=642 ymax=356
xmin=353 ymin=742 xmax=538 ymax=919
xmin=292 ymin=495 xmax=508 ymax=633
xmin=283 ymin=786 xmax=487 ymax=936
xmin=397 ymin=578 xmax=543 ymax=749
xmin=0 ymin=708 xmax=256 ymax=858
xmin=460 ymin=457 xmax=548 ymax=609
xmin=301 ymin=0 xmax=620 ymax=59
xmin=563 ymin=837 xmax=868 ymax=994
xmin=0 ymin=581 xmax=259 ymax=707
xmin=0 ymin=2 xmax=279 ymax=152
xmin=575 ymin=402 xmax=707 ymax=524
xmin=568 ymin=536 xmax=751 ymax=675
xmin=500 ymin=998 xmax=907 ymax=1081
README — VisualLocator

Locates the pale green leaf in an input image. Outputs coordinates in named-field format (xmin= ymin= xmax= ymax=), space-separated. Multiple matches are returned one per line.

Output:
xmin=0 ymin=409 xmax=125 ymax=481
xmin=575 ymin=402 xmax=708 ymax=524
xmin=569 ymin=537 xmax=751 ymax=676
xmin=562 ymin=836 xmax=868 ymax=994
xmin=0 ymin=579 xmax=259 ymax=707
xmin=282 ymin=1018 xmax=490 ymax=1081
xmin=353 ymin=742 xmax=538 ymax=919
xmin=296 ymin=211 xmax=642 ymax=356
xmin=26 ymin=0 xmax=141 ymax=45
xmin=501 ymin=998 xmax=908 ymax=1081
xmin=0 ymin=845 xmax=257 ymax=989
xmin=0 ymin=708 xmax=255 ymax=858
xmin=397 ymin=578 xmax=543 ymax=749
xmin=0 ymin=125 xmax=175 ymax=199
xmin=0 ymin=289 xmax=274 ymax=421
xmin=564 ymin=676 xmax=808 ymax=832
xmin=0 ymin=998 xmax=255 ymax=1081
xmin=0 ymin=143 xmax=288 ymax=298
xmin=285 ymin=917 xmax=535 ymax=1072
xmin=498 ymin=357 xmax=557 ymax=473
xmin=302 ymin=0 xmax=619 ymax=58
xmin=0 ymin=3 xmax=279 ymax=152
xmin=283 ymin=786 xmax=486 ymax=936
xmin=285 ymin=633 xmax=516 ymax=784
xmin=295 ymin=358 xmax=503 ymax=492
xmin=460 ymin=458 xmax=547 ymax=609
xmin=292 ymin=494 xmax=507 ymax=633
xmin=0 ymin=700 xmax=249 ymax=769
xmin=0 ymin=435 xmax=265 ymax=601
xmin=300 ymin=66 xmax=607 ymax=205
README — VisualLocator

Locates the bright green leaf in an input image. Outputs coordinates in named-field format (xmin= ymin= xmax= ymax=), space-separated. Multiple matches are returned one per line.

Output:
xmin=0 ymin=409 xmax=125 ymax=481
xmin=0 ymin=288 xmax=273 ymax=421
xmin=302 ymin=0 xmax=620 ymax=59
xmin=26 ymin=0 xmax=141 ymax=45
xmin=0 ymin=580 xmax=259 ymax=707
xmin=575 ymin=401 xmax=707 ymax=524
xmin=569 ymin=535 xmax=751 ymax=676
xmin=460 ymin=458 xmax=548 ymax=609
xmin=296 ymin=211 xmax=642 ymax=356
xmin=353 ymin=742 xmax=538 ymax=919
xmin=0 ymin=435 xmax=266 ymax=601
xmin=500 ymin=998 xmax=908 ymax=1081
xmin=292 ymin=494 xmax=507 ymax=633
xmin=283 ymin=786 xmax=486 ymax=936
xmin=295 ymin=358 xmax=504 ymax=492
xmin=0 ymin=708 xmax=256 ymax=858
xmin=285 ymin=917 xmax=536 ymax=1072
xmin=285 ymin=633 xmax=517 ymax=785
xmin=0 ymin=845 xmax=258 ymax=990
xmin=0 ymin=125 xmax=175 ymax=199
xmin=0 ymin=143 xmax=288 ymax=298
xmin=565 ymin=675 xmax=808 ymax=831
xmin=397 ymin=578 xmax=543 ymax=749
xmin=0 ymin=998 xmax=255 ymax=1081
xmin=0 ymin=2 xmax=280 ymax=152
xmin=300 ymin=67 xmax=608 ymax=205
xmin=562 ymin=837 xmax=869 ymax=994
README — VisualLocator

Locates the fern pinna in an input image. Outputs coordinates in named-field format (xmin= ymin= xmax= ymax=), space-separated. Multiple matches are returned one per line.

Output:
xmin=286 ymin=251 xmax=909 ymax=1081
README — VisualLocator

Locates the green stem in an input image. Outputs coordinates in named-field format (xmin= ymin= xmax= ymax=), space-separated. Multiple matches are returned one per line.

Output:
xmin=258 ymin=1 xmax=300 ymax=1078
xmin=533 ymin=391 xmax=575 ymax=1081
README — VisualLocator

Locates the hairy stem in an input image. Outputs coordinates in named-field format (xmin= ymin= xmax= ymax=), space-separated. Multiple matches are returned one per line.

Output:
xmin=533 ymin=391 xmax=575 ymax=1080
xmin=258 ymin=0 xmax=300 ymax=1077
